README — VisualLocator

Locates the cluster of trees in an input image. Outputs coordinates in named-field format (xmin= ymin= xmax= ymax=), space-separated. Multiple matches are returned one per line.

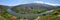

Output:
xmin=0 ymin=7 xmax=12 ymax=20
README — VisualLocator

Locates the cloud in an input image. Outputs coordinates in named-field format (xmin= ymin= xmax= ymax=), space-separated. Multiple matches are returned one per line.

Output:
xmin=34 ymin=1 xmax=60 ymax=6
xmin=0 ymin=3 xmax=25 ymax=6
xmin=34 ymin=1 xmax=45 ymax=4
xmin=0 ymin=2 xmax=31 ymax=6
xmin=0 ymin=1 xmax=60 ymax=6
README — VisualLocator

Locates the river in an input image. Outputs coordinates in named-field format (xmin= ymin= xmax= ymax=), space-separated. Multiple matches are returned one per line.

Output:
xmin=7 ymin=8 xmax=54 ymax=18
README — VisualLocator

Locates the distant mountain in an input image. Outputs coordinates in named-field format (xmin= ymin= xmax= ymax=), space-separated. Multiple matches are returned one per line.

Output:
xmin=12 ymin=3 xmax=56 ymax=10
xmin=0 ymin=5 xmax=9 ymax=9
xmin=11 ymin=3 xmax=59 ymax=14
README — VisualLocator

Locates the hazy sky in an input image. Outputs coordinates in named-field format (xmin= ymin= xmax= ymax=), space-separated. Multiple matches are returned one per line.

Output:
xmin=0 ymin=0 xmax=60 ymax=6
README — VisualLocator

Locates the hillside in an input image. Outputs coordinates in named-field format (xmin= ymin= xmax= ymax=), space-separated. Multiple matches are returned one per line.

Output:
xmin=0 ymin=5 xmax=12 ymax=20
xmin=0 ymin=3 xmax=60 ymax=20
xmin=11 ymin=3 xmax=57 ymax=14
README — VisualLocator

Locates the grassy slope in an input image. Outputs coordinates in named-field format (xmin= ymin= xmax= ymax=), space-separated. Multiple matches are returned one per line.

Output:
xmin=37 ymin=8 xmax=60 ymax=20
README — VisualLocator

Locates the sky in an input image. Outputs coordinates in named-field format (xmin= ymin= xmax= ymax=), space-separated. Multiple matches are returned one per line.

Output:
xmin=0 ymin=0 xmax=60 ymax=6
